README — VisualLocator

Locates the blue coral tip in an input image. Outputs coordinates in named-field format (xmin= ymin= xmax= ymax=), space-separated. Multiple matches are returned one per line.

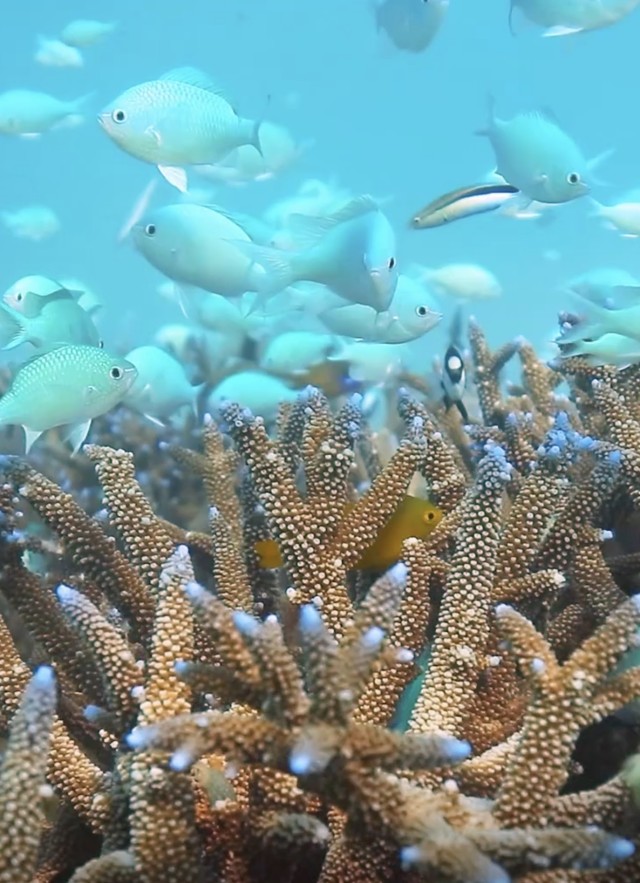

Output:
xmin=233 ymin=610 xmax=260 ymax=636
xmin=56 ymin=584 xmax=76 ymax=603
xmin=32 ymin=665 xmax=55 ymax=688
xmin=299 ymin=604 xmax=322 ymax=634
xmin=606 ymin=836 xmax=635 ymax=861
xmin=442 ymin=737 xmax=471 ymax=762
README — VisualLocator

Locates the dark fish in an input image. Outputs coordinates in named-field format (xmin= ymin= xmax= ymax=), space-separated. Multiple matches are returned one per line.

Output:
xmin=441 ymin=308 xmax=468 ymax=421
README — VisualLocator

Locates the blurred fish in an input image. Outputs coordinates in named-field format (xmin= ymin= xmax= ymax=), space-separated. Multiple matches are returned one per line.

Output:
xmin=232 ymin=195 xmax=398 ymax=310
xmin=440 ymin=308 xmax=468 ymax=421
xmin=563 ymin=267 xmax=639 ymax=307
xmin=319 ymin=274 xmax=441 ymax=343
xmin=1 ymin=205 xmax=60 ymax=241
xmin=590 ymin=199 xmax=640 ymax=238
xmin=208 ymin=371 xmax=297 ymax=422
xmin=558 ymin=285 xmax=640 ymax=343
xmin=477 ymin=98 xmax=608 ymax=204
xmin=58 ymin=278 xmax=104 ymax=320
xmin=60 ymin=19 xmax=117 ymax=46
xmin=34 ymin=36 xmax=83 ymax=68
xmin=256 ymin=494 xmax=443 ymax=570
xmin=328 ymin=341 xmax=405 ymax=382
xmin=510 ymin=0 xmax=640 ymax=37
xmin=410 ymin=183 xmax=519 ymax=229
xmin=131 ymin=203 xmax=267 ymax=299
xmin=263 ymin=178 xmax=351 ymax=230
xmin=374 ymin=0 xmax=449 ymax=53
xmin=260 ymin=331 xmax=340 ymax=376
xmin=123 ymin=345 xmax=202 ymax=423
xmin=3 ymin=275 xmax=82 ymax=318
xmin=177 ymin=289 xmax=248 ymax=339
xmin=0 ymin=90 xmax=91 ymax=137
xmin=557 ymin=332 xmax=640 ymax=366
xmin=0 ymin=344 xmax=136 ymax=453
xmin=416 ymin=263 xmax=502 ymax=301
xmin=99 ymin=67 xmax=262 ymax=192
xmin=198 ymin=121 xmax=311 ymax=185
xmin=0 ymin=289 xmax=101 ymax=350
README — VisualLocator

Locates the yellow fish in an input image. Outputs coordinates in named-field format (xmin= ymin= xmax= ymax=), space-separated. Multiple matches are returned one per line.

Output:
xmin=255 ymin=494 xmax=442 ymax=571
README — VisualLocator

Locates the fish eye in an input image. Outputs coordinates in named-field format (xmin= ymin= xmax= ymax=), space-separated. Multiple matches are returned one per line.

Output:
xmin=423 ymin=510 xmax=436 ymax=523
xmin=110 ymin=366 xmax=123 ymax=380
xmin=416 ymin=305 xmax=429 ymax=317
xmin=112 ymin=109 xmax=127 ymax=124
xmin=388 ymin=257 xmax=396 ymax=269
xmin=145 ymin=223 xmax=157 ymax=236
xmin=15 ymin=293 xmax=23 ymax=302
xmin=567 ymin=172 xmax=580 ymax=185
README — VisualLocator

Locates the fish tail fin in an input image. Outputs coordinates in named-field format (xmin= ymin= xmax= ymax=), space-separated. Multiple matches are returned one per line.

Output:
xmin=238 ymin=117 xmax=263 ymax=156
xmin=587 ymin=149 xmax=615 ymax=187
xmin=0 ymin=305 xmax=27 ymax=350
xmin=252 ymin=119 xmax=263 ymax=157
xmin=588 ymin=198 xmax=604 ymax=218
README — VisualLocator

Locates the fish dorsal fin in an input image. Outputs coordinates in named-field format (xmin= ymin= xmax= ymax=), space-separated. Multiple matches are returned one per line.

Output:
xmin=288 ymin=195 xmax=379 ymax=247
xmin=159 ymin=67 xmax=225 ymax=96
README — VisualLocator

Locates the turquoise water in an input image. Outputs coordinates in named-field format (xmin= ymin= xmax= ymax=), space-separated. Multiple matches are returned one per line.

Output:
xmin=2 ymin=1 xmax=640 ymax=362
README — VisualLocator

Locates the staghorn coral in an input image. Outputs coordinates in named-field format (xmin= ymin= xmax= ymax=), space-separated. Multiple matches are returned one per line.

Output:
xmin=0 ymin=329 xmax=639 ymax=880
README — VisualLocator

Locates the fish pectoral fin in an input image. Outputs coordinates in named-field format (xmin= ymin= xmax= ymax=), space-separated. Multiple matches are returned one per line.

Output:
xmin=543 ymin=25 xmax=584 ymax=37
xmin=64 ymin=419 xmax=92 ymax=454
xmin=158 ymin=165 xmax=188 ymax=193
xmin=23 ymin=426 xmax=43 ymax=454
xmin=143 ymin=413 xmax=166 ymax=428
xmin=497 ymin=192 xmax=533 ymax=217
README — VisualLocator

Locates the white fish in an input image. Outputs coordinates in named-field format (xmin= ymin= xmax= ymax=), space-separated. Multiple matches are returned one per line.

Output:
xmin=558 ymin=332 xmax=640 ymax=366
xmin=123 ymin=345 xmax=202 ymax=423
xmin=590 ymin=200 xmax=640 ymax=238
xmin=510 ymin=0 xmax=640 ymax=37
xmin=35 ymin=36 xmax=83 ymax=68
xmin=208 ymin=371 xmax=297 ymax=422
xmin=60 ymin=19 xmax=117 ymax=47
xmin=328 ymin=341 xmax=406 ymax=383
xmin=416 ymin=263 xmax=502 ymax=301
xmin=260 ymin=331 xmax=340 ymax=376
xmin=0 ymin=90 xmax=91 ymax=137
xmin=1 ymin=205 xmax=60 ymax=241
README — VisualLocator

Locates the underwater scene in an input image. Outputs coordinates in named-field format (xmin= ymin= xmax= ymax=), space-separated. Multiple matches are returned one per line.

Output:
xmin=5 ymin=1 xmax=640 ymax=881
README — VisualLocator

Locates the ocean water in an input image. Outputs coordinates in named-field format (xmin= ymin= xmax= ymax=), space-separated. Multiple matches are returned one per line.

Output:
xmin=2 ymin=0 xmax=640 ymax=367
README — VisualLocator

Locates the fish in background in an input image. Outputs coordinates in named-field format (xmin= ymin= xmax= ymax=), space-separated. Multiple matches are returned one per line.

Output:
xmin=410 ymin=182 xmax=519 ymax=229
xmin=260 ymin=331 xmax=341 ymax=376
xmin=231 ymin=195 xmax=398 ymax=311
xmin=122 ymin=345 xmax=203 ymax=424
xmin=3 ymin=275 xmax=83 ymax=317
xmin=590 ymin=199 xmax=640 ymax=238
xmin=208 ymin=371 xmax=298 ymax=422
xmin=557 ymin=331 xmax=640 ymax=366
xmin=0 ymin=90 xmax=91 ymax=137
xmin=59 ymin=19 xmax=117 ymax=47
xmin=58 ymin=278 xmax=104 ymax=321
xmin=374 ymin=0 xmax=449 ymax=53
xmin=562 ymin=267 xmax=640 ymax=307
xmin=263 ymin=178 xmax=352 ymax=232
xmin=477 ymin=97 xmax=610 ymax=205
xmin=509 ymin=0 xmax=640 ymax=37
xmin=440 ymin=309 xmax=468 ymax=422
xmin=557 ymin=284 xmax=640 ymax=344
xmin=0 ymin=344 xmax=136 ymax=453
xmin=99 ymin=67 xmax=263 ymax=192
xmin=412 ymin=263 xmax=502 ymax=301
xmin=328 ymin=341 xmax=407 ymax=383
xmin=1 ymin=205 xmax=60 ymax=241
xmin=34 ymin=36 xmax=83 ymax=68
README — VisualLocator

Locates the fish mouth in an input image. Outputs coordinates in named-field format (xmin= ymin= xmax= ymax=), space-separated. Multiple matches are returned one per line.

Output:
xmin=97 ymin=113 xmax=109 ymax=129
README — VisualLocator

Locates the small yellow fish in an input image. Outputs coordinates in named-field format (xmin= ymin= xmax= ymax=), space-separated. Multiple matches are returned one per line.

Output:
xmin=255 ymin=494 xmax=442 ymax=571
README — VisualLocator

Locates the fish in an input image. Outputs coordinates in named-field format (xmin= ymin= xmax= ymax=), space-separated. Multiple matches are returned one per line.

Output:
xmin=590 ymin=200 xmax=640 ymax=238
xmin=1 ymin=205 xmax=60 ymax=241
xmin=2 ymin=275 xmax=83 ymax=318
xmin=260 ymin=332 xmax=340 ymax=376
xmin=0 ymin=290 xmax=102 ymax=351
xmin=230 ymin=195 xmax=398 ymax=311
xmin=477 ymin=98 xmax=607 ymax=205
xmin=440 ymin=309 xmax=468 ymax=421
xmin=0 ymin=344 xmax=136 ymax=453
xmin=60 ymin=19 xmax=117 ymax=47
xmin=123 ymin=346 xmax=202 ymax=423
xmin=263 ymin=178 xmax=352 ymax=231
xmin=207 ymin=371 xmax=297 ymax=422
xmin=557 ymin=332 xmax=640 ymax=366
xmin=131 ymin=203 xmax=268 ymax=300
xmin=34 ymin=36 xmax=83 ymax=68
xmin=0 ymin=90 xmax=91 ymax=137
xmin=509 ymin=0 xmax=640 ymax=37
xmin=328 ymin=341 xmax=406 ymax=383
xmin=374 ymin=0 xmax=449 ymax=53
xmin=99 ymin=67 xmax=263 ymax=192
xmin=319 ymin=274 xmax=442 ymax=343
xmin=410 ymin=183 xmax=519 ymax=229
xmin=558 ymin=285 xmax=640 ymax=344
xmin=416 ymin=263 xmax=502 ymax=301
xmin=255 ymin=494 xmax=443 ymax=570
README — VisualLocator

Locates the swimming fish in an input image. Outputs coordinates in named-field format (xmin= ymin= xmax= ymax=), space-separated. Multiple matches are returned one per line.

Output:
xmin=319 ymin=274 xmax=442 ymax=343
xmin=231 ymin=195 xmax=398 ymax=311
xmin=558 ymin=285 xmax=640 ymax=343
xmin=123 ymin=345 xmax=202 ymax=423
xmin=410 ymin=183 xmax=519 ymax=229
xmin=256 ymin=494 xmax=443 ymax=570
xmin=374 ymin=0 xmax=449 ymax=53
xmin=60 ymin=19 xmax=117 ymax=47
xmin=478 ymin=98 xmax=604 ymax=205
xmin=35 ymin=36 xmax=83 ymax=68
xmin=440 ymin=309 xmax=468 ymax=421
xmin=0 ymin=90 xmax=90 ymax=137
xmin=328 ymin=341 xmax=406 ymax=383
xmin=0 ymin=344 xmax=136 ymax=453
xmin=99 ymin=67 xmax=262 ymax=192
xmin=260 ymin=331 xmax=340 ymax=376
xmin=132 ymin=203 xmax=267 ymax=299
xmin=562 ymin=268 xmax=640 ymax=309
xmin=0 ymin=288 xmax=101 ymax=350
xmin=2 ymin=275 xmax=82 ymax=318
xmin=1 ymin=205 xmax=60 ymax=241
xmin=417 ymin=263 xmax=502 ymax=301
xmin=590 ymin=200 xmax=640 ymax=238
xmin=207 ymin=371 xmax=297 ymax=422
xmin=509 ymin=0 xmax=640 ymax=38
xmin=557 ymin=332 xmax=640 ymax=366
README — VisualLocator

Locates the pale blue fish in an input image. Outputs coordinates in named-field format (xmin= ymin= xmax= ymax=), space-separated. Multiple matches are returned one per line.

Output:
xmin=58 ymin=278 xmax=104 ymax=320
xmin=230 ymin=195 xmax=398 ymax=311
xmin=132 ymin=203 xmax=268 ymax=299
xmin=35 ymin=36 xmax=83 ymax=68
xmin=0 ymin=344 xmax=136 ymax=453
xmin=319 ymin=274 xmax=442 ymax=343
xmin=99 ymin=67 xmax=262 ymax=192
xmin=123 ymin=345 xmax=202 ymax=423
xmin=375 ymin=0 xmax=449 ymax=52
xmin=558 ymin=285 xmax=640 ymax=343
xmin=154 ymin=322 xmax=243 ymax=373
xmin=260 ymin=331 xmax=340 ymax=376
xmin=0 ymin=290 xmax=101 ymax=351
xmin=208 ymin=371 xmax=297 ymax=422
xmin=557 ymin=332 xmax=640 ymax=366
xmin=510 ymin=0 xmax=640 ymax=37
xmin=1 ymin=205 xmax=60 ymax=241
xmin=590 ymin=199 xmax=640 ymax=238
xmin=563 ymin=268 xmax=639 ymax=308
xmin=263 ymin=178 xmax=351 ymax=231
xmin=478 ymin=98 xmax=608 ymax=204
xmin=328 ymin=341 xmax=406 ymax=382
xmin=3 ymin=275 xmax=83 ymax=318
xmin=416 ymin=263 xmax=502 ymax=301
xmin=0 ymin=90 xmax=91 ymax=137
xmin=60 ymin=19 xmax=117 ymax=47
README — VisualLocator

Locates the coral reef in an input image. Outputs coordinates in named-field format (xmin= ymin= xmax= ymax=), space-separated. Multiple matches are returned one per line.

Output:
xmin=0 ymin=329 xmax=640 ymax=881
